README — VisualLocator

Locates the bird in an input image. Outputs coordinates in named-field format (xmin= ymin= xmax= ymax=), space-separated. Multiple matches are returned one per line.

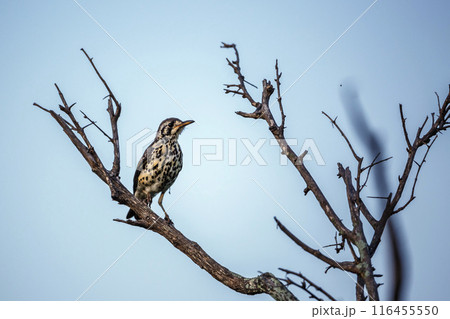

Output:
xmin=127 ymin=117 xmax=194 ymax=224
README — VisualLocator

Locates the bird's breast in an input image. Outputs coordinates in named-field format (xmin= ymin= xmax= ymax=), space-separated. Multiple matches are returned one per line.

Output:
xmin=137 ymin=140 xmax=183 ymax=195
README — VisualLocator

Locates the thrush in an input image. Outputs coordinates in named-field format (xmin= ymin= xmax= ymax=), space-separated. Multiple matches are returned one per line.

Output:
xmin=127 ymin=118 xmax=194 ymax=223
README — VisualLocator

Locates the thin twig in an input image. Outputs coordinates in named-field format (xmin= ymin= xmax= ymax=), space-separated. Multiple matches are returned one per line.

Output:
xmin=323 ymin=232 xmax=345 ymax=254
xmin=33 ymin=48 xmax=298 ymax=301
xmin=347 ymin=239 xmax=359 ymax=262
xmin=399 ymin=104 xmax=412 ymax=151
xmin=435 ymin=92 xmax=441 ymax=111
xmin=221 ymin=43 xmax=259 ymax=108
xmin=80 ymin=110 xmax=113 ymax=142
xmin=360 ymin=154 xmax=393 ymax=191
xmin=394 ymin=135 xmax=438 ymax=214
xmin=274 ymin=217 xmax=357 ymax=273
xmin=80 ymin=48 xmax=121 ymax=113
xmin=323 ymin=112 xmax=361 ymax=162
xmin=279 ymin=268 xmax=337 ymax=301
xmin=279 ymin=277 xmax=323 ymax=301
xmin=274 ymin=59 xmax=286 ymax=134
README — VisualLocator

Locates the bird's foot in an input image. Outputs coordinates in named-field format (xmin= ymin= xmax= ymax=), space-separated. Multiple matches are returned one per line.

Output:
xmin=164 ymin=215 xmax=174 ymax=226
xmin=145 ymin=193 xmax=153 ymax=206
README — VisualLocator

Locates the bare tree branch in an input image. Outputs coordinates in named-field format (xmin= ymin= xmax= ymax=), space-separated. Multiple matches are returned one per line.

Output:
xmin=279 ymin=276 xmax=323 ymax=301
xmin=113 ymin=217 xmax=297 ymax=300
xmin=399 ymin=104 xmax=412 ymax=152
xmin=274 ymin=59 xmax=286 ymax=135
xmin=393 ymin=135 xmax=438 ymax=214
xmin=274 ymin=217 xmax=357 ymax=273
xmin=79 ymin=110 xmax=113 ymax=142
xmin=34 ymin=49 xmax=297 ymax=301
xmin=220 ymin=43 xmax=259 ymax=108
xmin=360 ymin=153 xmax=392 ymax=191
xmin=356 ymin=274 xmax=367 ymax=301
xmin=370 ymin=86 xmax=450 ymax=256
xmin=223 ymin=43 xmax=449 ymax=302
xmin=337 ymin=164 xmax=379 ymax=300
xmin=222 ymin=43 xmax=353 ymax=242
xmin=323 ymin=232 xmax=345 ymax=254
xmin=322 ymin=113 xmax=378 ymax=229
xmin=279 ymin=268 xmax=336 ymax=301
xmin=222 ymin=43 xmax=389 ymax=300
xmin=323 ymin=112 xmax=362 ymax=162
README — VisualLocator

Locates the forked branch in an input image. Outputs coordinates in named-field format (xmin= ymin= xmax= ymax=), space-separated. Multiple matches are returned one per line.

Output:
xmin=222 ymin=43 xmax=353 ymax=243
xmin=222 ymin=44 xmax=449 ymax=301
xmin=279 ymin=268 xmax=336 ymax=301
xmin=370 ymin=86 xmax=450 ymax=255
xmin=34 ymin=48 xmax=297 ymax=301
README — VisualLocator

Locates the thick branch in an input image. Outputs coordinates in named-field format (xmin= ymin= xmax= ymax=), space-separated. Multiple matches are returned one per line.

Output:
xmin=338 ymin=164 xmax=361 ymax=230
xmin=113 ymin=209 xmax=297 ymax=301
xmin=337 ymin=164 xmax=379 ymax=300
xmin=34 ymin=49 xmax=297 ymax=301
xmin=223 ymin=44 xmax=353 ymax=240
xmin=356 ymin=274 xmax=366 ymax=301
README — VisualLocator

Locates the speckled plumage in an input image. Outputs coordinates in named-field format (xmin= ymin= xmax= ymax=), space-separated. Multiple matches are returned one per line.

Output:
xmin=127 ymin=118 xmax=194 ymax=222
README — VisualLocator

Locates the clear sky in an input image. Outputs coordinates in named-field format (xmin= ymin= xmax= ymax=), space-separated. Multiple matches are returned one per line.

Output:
xmin=1 ymin=0 xmax=449 ymax=301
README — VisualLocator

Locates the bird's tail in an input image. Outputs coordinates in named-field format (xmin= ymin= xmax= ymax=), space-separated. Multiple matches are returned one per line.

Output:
xmin=126 ymin=209 xmax=137 ymax=220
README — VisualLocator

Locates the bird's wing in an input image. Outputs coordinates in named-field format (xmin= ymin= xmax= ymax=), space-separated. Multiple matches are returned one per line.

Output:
xmin=133 ymin=142 xmax=156 ymax=193
xmin=133 ymin=153 xmax=147 ymax=193
xmin=134 ymin=136 xmax=174 ymax=193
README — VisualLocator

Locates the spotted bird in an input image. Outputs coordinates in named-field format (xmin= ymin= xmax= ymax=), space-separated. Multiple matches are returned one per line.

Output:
xmin=127 ymin=118 xmax=194 ymax=223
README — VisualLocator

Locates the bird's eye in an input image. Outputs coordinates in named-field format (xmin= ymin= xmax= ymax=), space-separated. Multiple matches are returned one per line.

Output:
xmin=168 ymin=121 xmax=174 ymax=128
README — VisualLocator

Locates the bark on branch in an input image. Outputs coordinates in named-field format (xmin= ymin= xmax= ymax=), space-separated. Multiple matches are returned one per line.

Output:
xmin=222 ymin=43 xmax=450 ymax=301
xmin=34 ymin=49 xmax=297 ymax=301
xmin=222 ymin=43 xmax=353 ymax=242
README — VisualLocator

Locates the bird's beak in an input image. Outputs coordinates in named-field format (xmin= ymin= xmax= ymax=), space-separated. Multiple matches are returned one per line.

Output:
xmin=175 ymin=120 xmax=195 ymax=129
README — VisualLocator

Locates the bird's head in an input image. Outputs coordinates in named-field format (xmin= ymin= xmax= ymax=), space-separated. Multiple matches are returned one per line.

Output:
xmin=156 ymin=117 xmax=195 ymax=140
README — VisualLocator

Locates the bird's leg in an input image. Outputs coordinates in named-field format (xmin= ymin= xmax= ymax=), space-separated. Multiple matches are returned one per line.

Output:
xmin=146 ymin=193 xmax=153 ymax=207
xmin=158 ymin=191 xmax=173 ymax=225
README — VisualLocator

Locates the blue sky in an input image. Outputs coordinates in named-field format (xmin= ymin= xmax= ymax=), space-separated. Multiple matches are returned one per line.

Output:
xmin=1 ymin=0 xmax=449 ymax=300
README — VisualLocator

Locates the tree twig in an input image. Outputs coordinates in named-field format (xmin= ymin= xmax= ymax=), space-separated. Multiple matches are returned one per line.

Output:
xmin=279 ymin=268 xmax=337 ymax=301
xmin=399 ymin=104 xmax=412 ymax=152
xmin=274 ymin=59 xmax=286 ymax=135
xmin=274 ymin=217 xmax=357 ymax=273
xmin=33 ymin=49 xmax=298 ymax=301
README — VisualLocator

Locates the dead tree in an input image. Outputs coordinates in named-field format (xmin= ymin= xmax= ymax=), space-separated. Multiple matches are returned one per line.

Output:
xmin=33 ymin=49 xmax=297 ymax=301
xmin=34 ymin=44 xmax=449 ymax=301
xmin=221 ymin=42 xmax=450 ymax=301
